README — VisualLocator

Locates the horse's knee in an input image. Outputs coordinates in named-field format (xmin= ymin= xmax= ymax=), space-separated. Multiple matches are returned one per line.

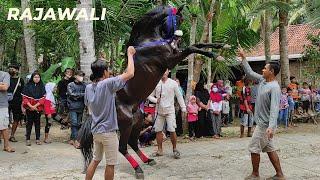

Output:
xmin=119 ymin=144 xmax=128 ymax=156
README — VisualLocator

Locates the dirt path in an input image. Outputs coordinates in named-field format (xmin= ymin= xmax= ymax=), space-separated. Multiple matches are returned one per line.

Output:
xmin=0 ymin=123 xmax=319 ymax=180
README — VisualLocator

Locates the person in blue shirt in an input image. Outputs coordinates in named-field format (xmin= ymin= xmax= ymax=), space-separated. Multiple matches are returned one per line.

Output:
xmin=85 ymin=46 xmax=135 ymax=180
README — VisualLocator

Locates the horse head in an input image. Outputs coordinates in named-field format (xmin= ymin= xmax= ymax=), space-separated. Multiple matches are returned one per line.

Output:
xmin=128 ymin=5 xmax=184 ymax=46
xmin=160 ymin=5 xmax=184 ymax=40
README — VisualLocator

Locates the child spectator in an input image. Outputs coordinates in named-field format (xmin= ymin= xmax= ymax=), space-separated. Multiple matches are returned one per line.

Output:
xmin=44 ymin=82 xmax=68 ymax=143
xmin=288 ymin=76 xmax=299 ymax=114
xmin=208 ymin=84 xmax=223 ymax=139
xmin=139 ymin=113 xmax=156 ymax=147
xmin=187 ymin=95 xmax=199 ymax=140
xmin=300 ymin=82 xmax=311 ymax=114
xmin=221 ymin=95 xmax=230 ymax=126
xmin=278 ymin=87 xmax=289 ymax=128
xmin=287 ymin=88 xmax=295 ymax=126
xmin=310 ymin=87 xmax=318 ymax=112
xmin=239 ymin=81 xmax=253 ymax=138
xmin=217 ymin=80 xmax=227 ymax=96
xmin=224 ymin=80 xmax=233 ymax=125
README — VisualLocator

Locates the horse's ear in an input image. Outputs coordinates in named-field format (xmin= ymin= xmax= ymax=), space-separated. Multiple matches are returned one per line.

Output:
xmin=177 ymin=5 xmax=185 ymax=15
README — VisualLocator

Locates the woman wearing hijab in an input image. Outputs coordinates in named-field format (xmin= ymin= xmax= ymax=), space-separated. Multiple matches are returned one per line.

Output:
xmin=194 ymin=81 xmax=211 ymax=137
xmin=22 ymin=72 xmax=46 ymax=146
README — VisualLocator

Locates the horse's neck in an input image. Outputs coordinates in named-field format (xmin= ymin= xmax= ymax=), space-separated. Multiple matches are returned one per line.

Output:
xmin=129 ymin=26 xmax=163 ymax=46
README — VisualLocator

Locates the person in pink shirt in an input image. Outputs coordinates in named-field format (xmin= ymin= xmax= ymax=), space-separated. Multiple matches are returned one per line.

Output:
xmin=187 ymin=95 xmax=199 ymax=140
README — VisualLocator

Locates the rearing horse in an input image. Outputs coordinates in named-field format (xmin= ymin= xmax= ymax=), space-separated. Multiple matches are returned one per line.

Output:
xmin=79 ymin=5 xmax=229 ymax=179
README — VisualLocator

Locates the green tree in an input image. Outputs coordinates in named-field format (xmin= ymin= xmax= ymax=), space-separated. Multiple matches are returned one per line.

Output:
xmin=304 ymin=34 xmax=320 ymax=86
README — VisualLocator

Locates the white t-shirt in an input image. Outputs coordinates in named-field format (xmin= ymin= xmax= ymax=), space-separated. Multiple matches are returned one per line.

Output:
xmin=148 ymin=78 xmax=186 ymax=115
xmin=222 ymin=100 xmax=230 ymax=114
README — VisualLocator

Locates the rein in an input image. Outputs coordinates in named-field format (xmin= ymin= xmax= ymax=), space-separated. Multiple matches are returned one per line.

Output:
xmin=134 ymin=39 xmax=172 ymax=50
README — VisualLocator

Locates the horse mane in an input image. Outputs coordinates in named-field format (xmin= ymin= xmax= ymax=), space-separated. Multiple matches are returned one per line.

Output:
xmin=127 ymin=6 xmax=172 ymax=46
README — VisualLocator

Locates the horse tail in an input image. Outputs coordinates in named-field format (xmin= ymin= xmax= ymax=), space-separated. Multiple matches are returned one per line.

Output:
xmin=77 ymin=115 xmax=93 ymax=172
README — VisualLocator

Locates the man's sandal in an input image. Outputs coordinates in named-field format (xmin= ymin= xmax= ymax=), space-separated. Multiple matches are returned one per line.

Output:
xmin=3 ymin=147 xmax=15 ymax=153
xmin=244 ymin=175 xmax=260 ymax=180
xmin=266 ymin=175 xmax=285 ymax=180
xmin=173 ymin=150 xmax=181 ymax=159
xmin=44 ymin=139 xmax=52 ymax=144
xmin=9 ymin=137 xmax=18 ymax=142
xmin=152 ymin=151 xmax=163 ymax=157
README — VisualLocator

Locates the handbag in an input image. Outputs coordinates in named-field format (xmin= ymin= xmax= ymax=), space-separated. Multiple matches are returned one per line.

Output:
xmin=8 ymin=77 xmax=21 ymax=102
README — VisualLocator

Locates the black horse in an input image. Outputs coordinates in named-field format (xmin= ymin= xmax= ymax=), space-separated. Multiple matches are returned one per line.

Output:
xmin=79 ymin=5 xmax=229 ymax=179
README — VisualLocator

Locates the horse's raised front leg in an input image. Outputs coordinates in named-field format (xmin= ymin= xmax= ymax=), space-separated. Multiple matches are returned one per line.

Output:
xmin=128 ymin=109 xmax=156 ymax=166
xmin=117 ymin=104 xmax=144 ymax=179
xmin=167 ymin=46 xmax=219 ymax=69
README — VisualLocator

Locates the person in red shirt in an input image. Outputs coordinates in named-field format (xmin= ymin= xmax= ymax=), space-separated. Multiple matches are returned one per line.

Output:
xmin=239 ymin=80 xmax=253 ymax=138
xmin=22 ymin=72 xmax=46 ymax=146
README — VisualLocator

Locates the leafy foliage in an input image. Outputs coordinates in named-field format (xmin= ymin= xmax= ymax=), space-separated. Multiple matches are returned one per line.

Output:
xmin=303 ymin=34 xmax=320 ymax=85
xmin=305 ymin=0 xmax=320 ymax=27
xmin=0 ymin=0 xmax=24 ymax=66
xmin=41 ymin=56 xmax=76 ymax=84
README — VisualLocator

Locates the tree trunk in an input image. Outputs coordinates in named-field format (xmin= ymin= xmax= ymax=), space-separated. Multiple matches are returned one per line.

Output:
xmin=20 ymin=38 xmax=29 ymax=76
xmin=193 ymin=0 xmax=217 ymax=84
xmin=264 ymin=9 xmax=272 ymax=62
xmin=21 ymin=0 xmax=37 ymax=73
xmin=193 ymin=56 xmax=204 ymax=83
xmin=206 ymin=0 xmax=215 ymax=86
xmin=185 ymin=0 xmax=199 ymax=134
xmin=77 ymin=0 xmax=96 ymax=79
xmin=279 ymin=0 xmax=290 ymax=86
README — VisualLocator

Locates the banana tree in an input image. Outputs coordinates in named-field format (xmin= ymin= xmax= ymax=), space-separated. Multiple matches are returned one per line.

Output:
xmin=41 ymin=57 xmax=76 ymax=84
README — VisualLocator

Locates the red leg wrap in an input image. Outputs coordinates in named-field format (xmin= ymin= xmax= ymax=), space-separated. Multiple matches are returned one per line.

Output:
xmin=138 ymin=151 xmax=149 ymax=163
xmin=125 ymin=154 xmax=139 ymax=168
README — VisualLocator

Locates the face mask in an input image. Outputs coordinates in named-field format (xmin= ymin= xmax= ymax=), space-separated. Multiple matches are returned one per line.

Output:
xmin=212 ymin=87 xmax=218 ymax=92
xmin=66 ymin=74 xmax=72 ymax=79
xmin=9 ymin=70 xmax=15 ymax=76
xmin=77 ymin=76 xmax=84 ymax=82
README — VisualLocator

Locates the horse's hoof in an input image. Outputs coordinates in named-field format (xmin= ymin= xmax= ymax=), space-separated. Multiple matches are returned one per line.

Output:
xmin=147 ymin=159 xmax=156 ymax=166
xmin=134 ymin=166 xmax=144 ymax=179
xmin=223 ymin=44 xmax=231 ymax=49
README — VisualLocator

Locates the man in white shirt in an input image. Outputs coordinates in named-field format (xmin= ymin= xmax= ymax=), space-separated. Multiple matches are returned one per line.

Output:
xmin=148 ymin=69 xmax=186 ymax=159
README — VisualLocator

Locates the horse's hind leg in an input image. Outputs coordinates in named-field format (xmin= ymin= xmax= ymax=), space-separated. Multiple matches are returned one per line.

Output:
xmin=128 ymin=110 xmax=156 ymax=166
xmin=118 ymin=106 xmax=144 ymax=179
